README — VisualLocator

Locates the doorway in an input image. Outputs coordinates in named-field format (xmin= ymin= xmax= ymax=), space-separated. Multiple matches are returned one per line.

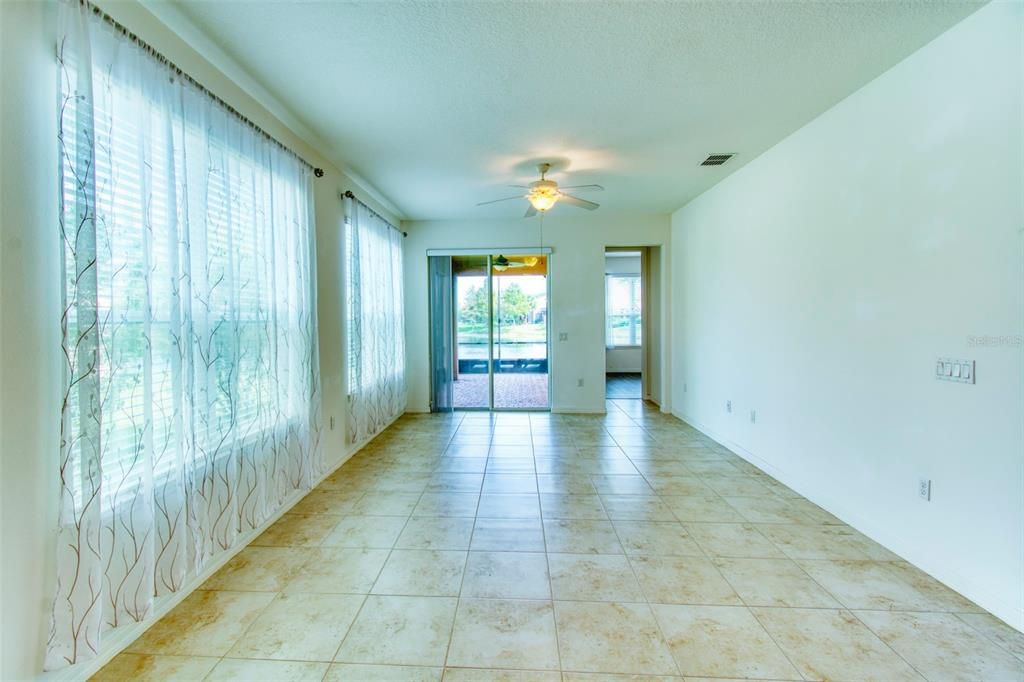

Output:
xmin=605 ymin=249 xmax=643 ymax=399
xmin=429 ymin=251 xmax=550 ymax=411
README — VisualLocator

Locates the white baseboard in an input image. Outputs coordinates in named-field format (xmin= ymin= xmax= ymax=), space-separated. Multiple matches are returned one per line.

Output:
xmin=671 ymin=408 xmax=1024 ymax=634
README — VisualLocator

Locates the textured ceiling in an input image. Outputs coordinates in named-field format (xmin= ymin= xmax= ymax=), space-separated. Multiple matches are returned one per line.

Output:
xmin=168 ymin=0 xmax=979 ymax=220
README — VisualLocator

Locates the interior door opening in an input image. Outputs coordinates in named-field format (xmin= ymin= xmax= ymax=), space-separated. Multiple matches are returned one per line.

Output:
xmin=430 ymin=252 xmax=550 ymax=411
xmin=605 ymin=249 xmax=644 ymax=400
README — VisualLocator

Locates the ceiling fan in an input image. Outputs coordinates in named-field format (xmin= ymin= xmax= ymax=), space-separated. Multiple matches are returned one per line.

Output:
xmin=477 ymin=163 xmax=603 ymax=217
xmin=492 ymin=254 xmax=540 ymax=271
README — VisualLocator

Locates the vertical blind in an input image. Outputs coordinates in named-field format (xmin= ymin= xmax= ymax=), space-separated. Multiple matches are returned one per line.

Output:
xmin=49 ymin=0 xmax=322 ymax=669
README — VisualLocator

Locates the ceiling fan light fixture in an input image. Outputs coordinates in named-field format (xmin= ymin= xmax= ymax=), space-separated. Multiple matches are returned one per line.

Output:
xmin=527 ymin=188 xmax=560 ymax=212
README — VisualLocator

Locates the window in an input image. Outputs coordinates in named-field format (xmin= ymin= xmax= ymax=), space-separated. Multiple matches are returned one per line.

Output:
xmin=344 ymin=198 xmax=407 ymax=444
xmin=606 ymin=274 xmax=642 ymax=347
xmin=59 ymin=49 xmax=317 ymax=508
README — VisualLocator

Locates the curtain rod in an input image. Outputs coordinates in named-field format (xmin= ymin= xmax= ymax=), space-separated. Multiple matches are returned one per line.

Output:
xmin=79 ymin=0 xmax=324 ymax=178
xmin=342 ymin=191 xmax=407 ymax=237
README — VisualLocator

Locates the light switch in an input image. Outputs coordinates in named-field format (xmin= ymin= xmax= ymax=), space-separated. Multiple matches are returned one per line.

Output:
xmin=936 ymin=357 xmax=975 ymax=384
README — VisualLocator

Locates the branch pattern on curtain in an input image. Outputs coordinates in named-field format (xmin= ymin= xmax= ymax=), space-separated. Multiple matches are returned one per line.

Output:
xmin=49 ymin=1 xmax=322 ymax=669
xmin=345 ymin=197 xmax=407 ymax=445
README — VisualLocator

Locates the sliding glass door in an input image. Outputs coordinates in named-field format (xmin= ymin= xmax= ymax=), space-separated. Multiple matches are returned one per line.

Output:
xmin=429 ymin=252 xmax=549 ymax=411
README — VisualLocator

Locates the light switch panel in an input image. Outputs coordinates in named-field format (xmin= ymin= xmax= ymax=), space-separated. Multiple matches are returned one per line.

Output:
xmin=936 ymin=358 xmax=975 ymax=384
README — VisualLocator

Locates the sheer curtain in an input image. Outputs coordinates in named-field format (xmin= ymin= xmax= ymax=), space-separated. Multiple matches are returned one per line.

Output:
xmin=345 ymin=196 xmax=407 ymax=445
xmin=49 ymin=1 xmax=322 ymax=669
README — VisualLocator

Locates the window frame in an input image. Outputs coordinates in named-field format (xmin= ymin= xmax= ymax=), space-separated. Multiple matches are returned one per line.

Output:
xmin=605 ymin=273 xmax=643 ymax=348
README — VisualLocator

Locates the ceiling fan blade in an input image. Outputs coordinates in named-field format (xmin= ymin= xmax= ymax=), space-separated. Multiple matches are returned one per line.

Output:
xmin=476 ymin=195 xmax=524 ymax=206
xmin=558 ymin=184 xmax=604 ymax=192
xmin=508 ymin=185 xmax=531 ymax=189
xmin=559 ymin=193 xmax=600 ymax=210
xmin=524 ymin=205 xmax=538 ymax=218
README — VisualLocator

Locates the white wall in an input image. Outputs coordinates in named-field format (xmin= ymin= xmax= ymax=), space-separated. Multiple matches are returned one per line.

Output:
xmin=0 ymin=1 xmax=400 ymax=678
xmin=605 ymin=254 xmax=643 ymax=373
xmin=671 ymin=1 xmax=1023 ymax=631
xmin=403 ymin=213 xmax=671 ymax=413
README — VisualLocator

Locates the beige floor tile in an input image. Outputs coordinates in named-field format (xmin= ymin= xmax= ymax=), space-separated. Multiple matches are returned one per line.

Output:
xmin=252 ymin=513 xmax=342 ymax=547
xmin=351 ymin=491 xmax=423 ymax=515
xmin=786 ymin=498 xmax=844 ymax=524
xmin=645 ymin=477 xmax=714 ymax=497
xmin=91 ymin=654 xmax=219 ymax=681
xmin=686 ymin=522 xmax=785 ymax=558
xmin=539 ymin=493 xmax=608 ymax=520
xmin=369 ymin=472 xmax=433 ymax=492
xmin=126 ymin=590 xmax=275 ymax=656
xmin=713 ymin=557 xmax=840 ymax=608
xmin=434 ymin=457 xmax=488 ymax=473
xmin=413 ymin=492 xmax=480 ymax=517
xmin=957 ymin=612 xmax=1024 ymax=661
xmin=322 ymin=515 xmax=408 ymax=548
xmin=700 ymin=475 xmax=774 ymax=497
xmin=206 ymin=658 xmax=330 ymax=681
xmin=630 ymin=555 xmax=741 ymax=605
xmin=477 ymin=493 xmax=541 ymax=518
xmin=447 ymin=598 xmax=560 ymax=670
xmin=485 ymin=457 xmax=537 ymax=473
xmin=228 ymin=592 xmax=364 ymax=661
xmin=461 ymin=551 xmax=551 ymax=599
xmin=662 ymin=495 xmax=745 ymax=523
xmin=397 ymin=516 xmax=476 ymax=550
xmin=549 ymin=553 xmax=644 ymax=601
xmin=721 ymin=495 xmax=817 ymax=524
xmin=472 ymin=517 xmax=546 ymax=552
xmin=590 ymin=475 xmax=655 ymax=495
xmin=372 ymin=549 xmax=467 ymax=596
xmin=335 ymin=595 xmax=458 ymax=666
xmin=537 ymin=474 xmax=598 ymax=494
xmin=554 ymin=601 xmax=678 ymax=675
xmin=797 ymin=559 xmax=975 ymax=612
xmin=428 ymin=473 xmax=484 ymax=493
xmin=612 ymin=521 xmax=704 ymax=557
xmin=561 ymin=674 xmax=682 ymax=682
xmin=327 ymin=663 xmax=442 ymax=681
xmin=756 ymin=524 xmax=870 ymax=560
xmin=599 ymin=495 xmax=676 ymax=521
xmin=481 ymin=474 xmax=538 ymax=493
xmin=543 ymin=519 xmax=623 ymax=554
xmin=284 ymin=547 xmax=389 ymax=594
xmin=857 ymin=610 xmax=1024 ymax=681
xmin=114 ymin=414 xmax=1017 ymax=682
xmin=651 ymin=604 xmax=800 ymax=679
xmin=203 ymin=546 xmax=314 ymax=592
xmin=291 ymin=487 xmax=365 ymax=515
xmin=443 ymin=668 xmax=561 ymax=681
xmin=752 ymin=607 xmax=922 ymax=681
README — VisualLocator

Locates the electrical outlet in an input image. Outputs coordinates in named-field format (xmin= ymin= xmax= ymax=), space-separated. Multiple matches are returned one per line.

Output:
xmin=918 ymin=477 xmax=931 ymax=501
xmin=726 ymin=400 xmax=732 ymax=413
xmin=750 ymin=410 xmax=756 ymax=424
xmin=330 ymin=416 xmax=335 ymax=430
xmin=577 ymin=378 xmax=584 ymax=387
xmin=683 ymin=383 xmax=688 ymax=393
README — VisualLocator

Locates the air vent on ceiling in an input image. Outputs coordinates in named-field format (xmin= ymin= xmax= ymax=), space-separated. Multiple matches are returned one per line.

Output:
xmin=701 ymin=154 xmax=734 ymax=166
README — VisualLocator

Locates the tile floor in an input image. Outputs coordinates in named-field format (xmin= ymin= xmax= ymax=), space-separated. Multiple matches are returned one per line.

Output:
xmin=95 ymin=401 xmax=1024 ymax=681
xmin=605 ymin=374 xmax=641 ymax=399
